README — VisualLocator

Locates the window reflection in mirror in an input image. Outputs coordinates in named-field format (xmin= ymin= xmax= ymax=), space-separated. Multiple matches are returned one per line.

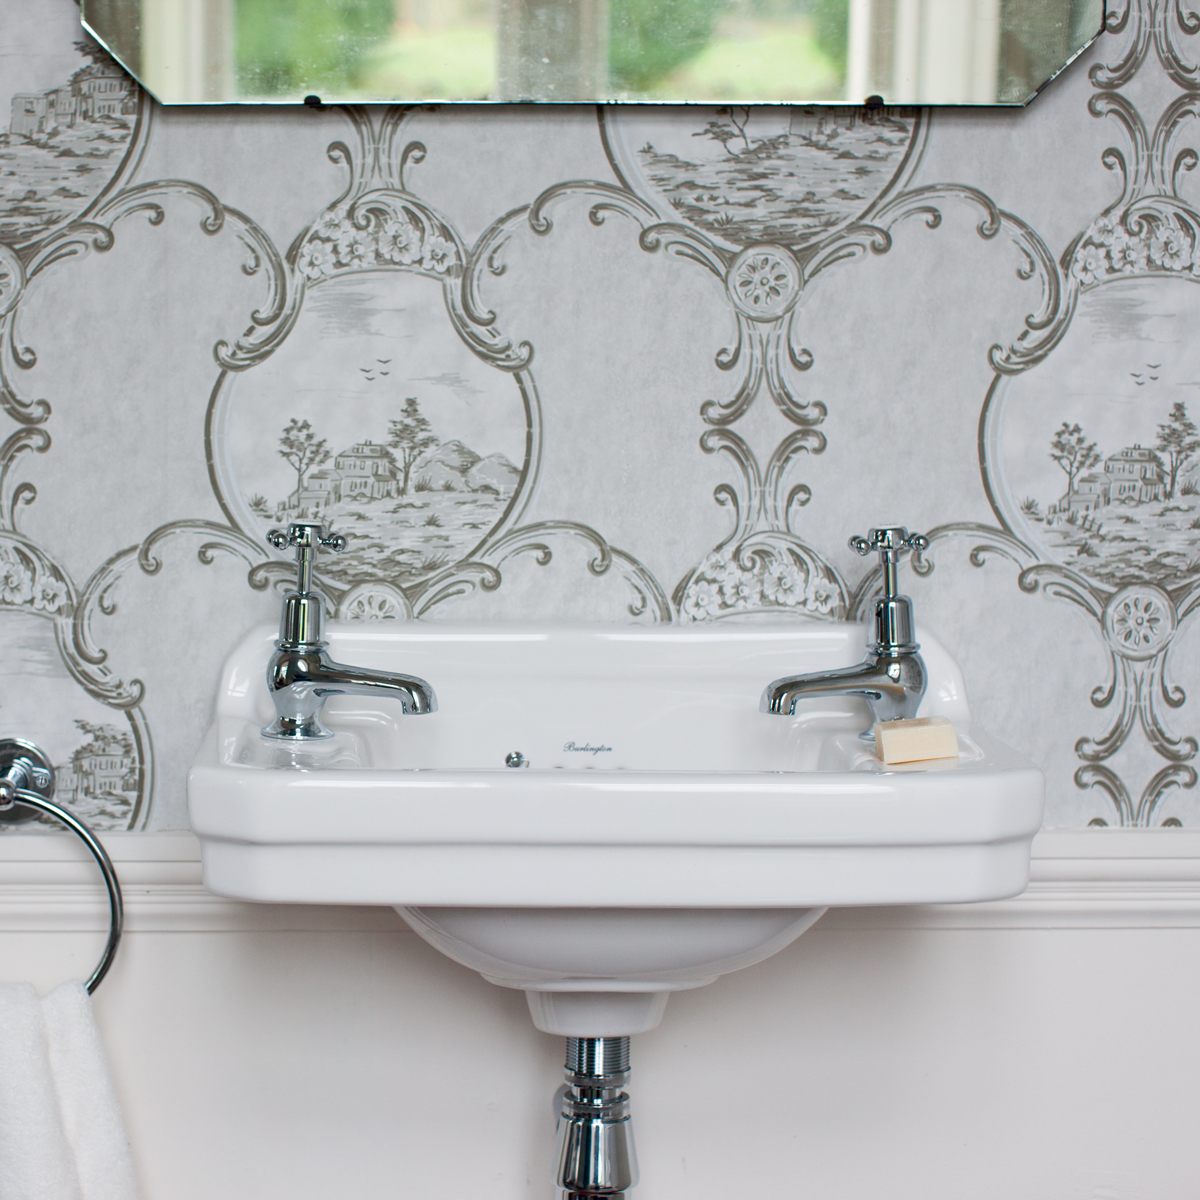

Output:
xmin=859 ymin=0 xmax=1104 ymax=105
xmin=81 ymin=0 xmax=1105 ymax=106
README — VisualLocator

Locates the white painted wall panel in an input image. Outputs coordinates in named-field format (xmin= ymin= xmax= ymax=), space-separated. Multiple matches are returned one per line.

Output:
xmin=2 ymin=835 xmax=1198 ymax=1199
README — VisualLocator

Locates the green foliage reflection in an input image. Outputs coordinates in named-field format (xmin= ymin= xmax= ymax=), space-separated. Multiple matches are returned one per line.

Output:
xmin=610 ymin=0 xmax=848 ymax=96
xmin=807 ymin=0 xmax=848 ymax=75
xmin=236 ymin=0 xmax=394 ymax=96
xmin=233 ymin=0 xmax=852 ymax=101
xmin=609 ymin=0 xmax=727 ymax=93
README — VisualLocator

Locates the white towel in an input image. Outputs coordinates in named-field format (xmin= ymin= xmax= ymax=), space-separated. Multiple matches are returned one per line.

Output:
xmin=0 ymin=983 xmax=140 ymax=1200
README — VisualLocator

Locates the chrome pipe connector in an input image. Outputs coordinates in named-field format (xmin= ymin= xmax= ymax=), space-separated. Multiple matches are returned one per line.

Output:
xmin=555 ymin=1036 xmax=638 ymax=1199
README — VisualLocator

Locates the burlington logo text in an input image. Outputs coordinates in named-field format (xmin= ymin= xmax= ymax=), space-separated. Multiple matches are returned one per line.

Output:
xmin=563 ymin=742 xmax=612 ymax=755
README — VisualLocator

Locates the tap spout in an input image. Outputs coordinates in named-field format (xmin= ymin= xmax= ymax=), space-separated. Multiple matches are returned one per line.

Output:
xmin=265 ymin=645 xmax=437 ymax=740
xmin=760 ymin=651 xmax=925 ymax=734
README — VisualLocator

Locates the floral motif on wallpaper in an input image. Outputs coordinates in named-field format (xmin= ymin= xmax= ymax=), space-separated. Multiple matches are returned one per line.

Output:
xmin=0 ymin=0 xmax=1199 ymax=828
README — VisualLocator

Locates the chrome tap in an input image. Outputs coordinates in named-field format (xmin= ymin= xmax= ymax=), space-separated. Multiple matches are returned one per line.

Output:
xmin=263 ymin=522 xmax=437 ymax=740
xmin=761 ymin=526 xmax=930 ymax=737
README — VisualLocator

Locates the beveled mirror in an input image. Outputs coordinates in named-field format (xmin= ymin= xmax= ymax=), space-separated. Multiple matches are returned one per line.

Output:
xmin=80 ymin=0 xmax=1105 ymax=106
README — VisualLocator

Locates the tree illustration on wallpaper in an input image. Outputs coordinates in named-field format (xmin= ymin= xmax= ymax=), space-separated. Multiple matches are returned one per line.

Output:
xmin=1049 ymin=423 xmax=1102 ymax=496
xmin=277 ymin=419 xmax=332 ymax=503
xmin=695 ymin=105 xmax=753 ymax=153
xmin=633 ymin=105 xmax=915 ymax=248
xmin=1156 ymin=403 xmax=1200 ymax=500
xmin=388 ymin=396 xmax=438 ymax=496
xmin=1023 ymin=403 xmax=1200 ymax=589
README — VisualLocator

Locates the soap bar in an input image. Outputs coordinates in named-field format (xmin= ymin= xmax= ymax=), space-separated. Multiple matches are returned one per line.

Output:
xmin=873 ymin=716 xmax=959 ymax=765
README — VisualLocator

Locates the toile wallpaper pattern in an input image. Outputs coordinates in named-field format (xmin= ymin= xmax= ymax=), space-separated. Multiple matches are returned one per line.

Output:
xmin=2 ymin=0 xmax=1199 ymax=831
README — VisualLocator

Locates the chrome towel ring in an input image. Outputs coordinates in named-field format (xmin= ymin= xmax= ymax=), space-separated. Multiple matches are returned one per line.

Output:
xmin=0 ymin=738 xmax=124 ymax=994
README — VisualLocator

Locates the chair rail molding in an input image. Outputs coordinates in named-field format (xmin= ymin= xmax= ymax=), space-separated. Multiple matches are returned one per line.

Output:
xmin=2 ymin=831 xmax=1200 ymax=934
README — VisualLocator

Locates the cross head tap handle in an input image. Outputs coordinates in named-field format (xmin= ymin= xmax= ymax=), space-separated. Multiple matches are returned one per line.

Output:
xmin=267 ymin=521 xmax=346 ymax=593
xmin=848 ymin=526 xmax=928 ymax=600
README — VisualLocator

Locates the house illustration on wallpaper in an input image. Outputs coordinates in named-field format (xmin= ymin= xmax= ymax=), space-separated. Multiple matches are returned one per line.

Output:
xmin=1027 ymin=404 xmax=1200 ymax=589
xmin=1054 ymin=445 xmax=1168 ymax=514
xmin=258 ymin=410 xmax=523 ymax=586
xmin=1 ymin=43 xmax=137 ymax=245
xmin=280 ymin=439 xmax=520 ymax=514
xmin=288 ymin=442 xmax=402 ymax=509
xmin=53 ymin=721 xmax=137 ymax=827
xmin=9 ymin=57 xmax=135 ymax=135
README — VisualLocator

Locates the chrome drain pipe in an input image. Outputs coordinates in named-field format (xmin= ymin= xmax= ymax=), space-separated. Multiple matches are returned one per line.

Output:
xmin=555 ymin=1036 xmax=638 ymax=1199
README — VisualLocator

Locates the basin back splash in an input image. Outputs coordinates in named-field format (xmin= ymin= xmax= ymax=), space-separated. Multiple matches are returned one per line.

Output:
xmin=1 ymin=0 xmax=1198 ymax=831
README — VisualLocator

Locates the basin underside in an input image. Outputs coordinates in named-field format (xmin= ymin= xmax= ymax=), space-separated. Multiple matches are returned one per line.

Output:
xmin=398 ymin=904 xmax=826 ymax=988
xmin=397 ymin=905 xmax=828 ymax=1035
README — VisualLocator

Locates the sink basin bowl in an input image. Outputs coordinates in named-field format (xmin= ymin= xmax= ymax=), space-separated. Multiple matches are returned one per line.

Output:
xmin=188 ymin=621 xmax=1044 ymax=1033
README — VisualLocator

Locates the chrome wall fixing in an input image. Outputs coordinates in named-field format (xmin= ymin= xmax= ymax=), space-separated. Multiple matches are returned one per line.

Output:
xmin=263 ymin=522 xmax=437 ymax=739
xmin=555 ymin=1036 xmax=637 ymax=1199
xmin=761 ymin=526 xmax=930 ymax=736
xmin=0 ymin=738 xmax=124 ymax=992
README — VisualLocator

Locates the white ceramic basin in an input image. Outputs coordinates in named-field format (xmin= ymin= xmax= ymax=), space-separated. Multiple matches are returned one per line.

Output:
xmin=188 ymin=621 xmax=1044 ymax=1034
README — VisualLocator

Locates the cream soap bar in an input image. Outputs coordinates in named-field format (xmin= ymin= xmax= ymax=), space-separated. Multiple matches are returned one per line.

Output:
xmin=873 ymin=716 xmax=959 ymax=765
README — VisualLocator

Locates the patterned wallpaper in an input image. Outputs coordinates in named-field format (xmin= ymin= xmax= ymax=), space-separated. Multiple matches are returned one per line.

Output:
xmin=1 ymin=0 xmax=1199 ymax=831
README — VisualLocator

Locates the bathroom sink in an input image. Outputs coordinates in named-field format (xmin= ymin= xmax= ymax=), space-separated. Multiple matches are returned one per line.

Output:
xmin=188 ymin=621 xmax=1044 ymax=1034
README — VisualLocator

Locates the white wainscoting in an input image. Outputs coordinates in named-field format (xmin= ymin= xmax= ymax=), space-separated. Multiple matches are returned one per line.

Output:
xmin=2 ymin=831 xmax=1198 ymax=1199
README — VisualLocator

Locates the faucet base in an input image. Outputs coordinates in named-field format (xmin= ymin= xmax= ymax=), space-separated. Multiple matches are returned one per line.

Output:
xmin=261 ymin=715 xmax=334 ymax=740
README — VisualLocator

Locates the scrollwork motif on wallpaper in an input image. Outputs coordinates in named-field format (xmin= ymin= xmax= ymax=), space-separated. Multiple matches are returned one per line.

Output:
xmin=564 ymin=105 xmax=1064 ymax=627
xmin=0 ymin=52 xmax=157 ymax=828
xmin=0 ymin=426 xmax=50 ymax=531
xmin=62 ymin=522 xmax=271 ymax=715
xmin=0 ymin=130 xmax=154 ymax=425
xmin=463 ymin=99 xmax=1079 ymax=639
xmin=466 ymin=118 xmax=891 ymax=619
xmin=0 ymin=169 xmax=302 ymax=826
xmin=673 ymin=429 xmax=845 ymax=621
xmin=2 ymin=177 xmax=283 ymax=421
xmin=0 ymin=530 xmax=151 ymax=828
xmin=415 ymin=522 xmax=672 ymax=622
xmin=288 ymin=113 xmax=461 ymax=290
xmin=0 ymin=245 xmax=27 ymax=320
